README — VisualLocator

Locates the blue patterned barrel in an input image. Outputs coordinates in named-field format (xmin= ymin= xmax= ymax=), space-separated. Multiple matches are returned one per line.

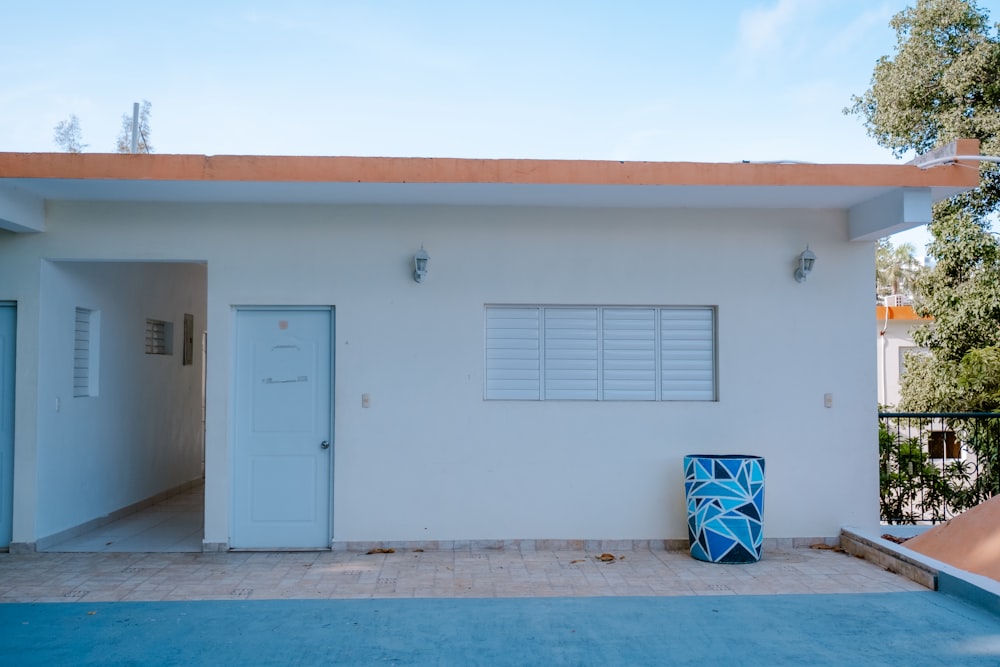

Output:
xmin=683 ymin=454 xmax=765 ymax=563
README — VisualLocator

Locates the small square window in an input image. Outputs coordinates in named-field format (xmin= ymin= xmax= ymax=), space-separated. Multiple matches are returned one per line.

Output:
xmin=899 ymin=346 xmax=926 ymax=376
xmin=145 ymin=318 xmax=173 ymax=355
xmin=928 ymin=430 xmax=961 ymax=459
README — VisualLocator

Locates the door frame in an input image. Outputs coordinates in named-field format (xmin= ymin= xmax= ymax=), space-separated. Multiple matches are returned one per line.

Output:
xmin=229 ymin=305 xmax=335 ymax=549
xmin=0 ymin=301 xmax=15 ymax=549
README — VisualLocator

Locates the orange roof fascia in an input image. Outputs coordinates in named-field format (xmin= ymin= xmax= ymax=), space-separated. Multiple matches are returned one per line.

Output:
xmin=877 ymin=305 xmax=933 ymax=321
xmin=0 ymin=139 xmax=982 ymax=189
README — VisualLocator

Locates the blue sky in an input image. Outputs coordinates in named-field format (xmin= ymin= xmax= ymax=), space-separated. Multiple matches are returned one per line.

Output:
xmin=3 ymin=0 xmax=999 ymax=252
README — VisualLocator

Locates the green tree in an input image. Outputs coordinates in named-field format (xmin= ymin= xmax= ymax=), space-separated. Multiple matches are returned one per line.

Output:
xmin=957 ymin=346 xmax=1000 ymax=409
xmin=848 ymin=0 xmax=1000 ymax=218
xmin=115 ymin=100 xmax=153 ymax=153
xmin=53 ymin=114 xmax=87 ymax=152
xmin=849 ymin=0 xmax=1000 ymax=411
xmin=898 ymin=212 xmax=1000 ymax=411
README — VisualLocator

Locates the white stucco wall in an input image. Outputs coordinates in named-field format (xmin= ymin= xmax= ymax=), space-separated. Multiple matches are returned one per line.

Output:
xmin=877 ymin=319 xmax=928 ymax=408
xmin=0 ymin=201 xmax=877 ymax=545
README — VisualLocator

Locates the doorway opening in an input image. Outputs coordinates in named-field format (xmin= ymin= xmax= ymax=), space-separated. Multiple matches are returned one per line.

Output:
xmin=36 ymin=260 xmax=207 ymax=553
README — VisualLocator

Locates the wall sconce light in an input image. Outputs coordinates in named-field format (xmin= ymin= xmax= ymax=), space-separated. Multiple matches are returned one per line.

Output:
xmin=794 ymin=245 xmax=816 ymax=283
xmin=413 ymin=245 xmax=430 ymax=283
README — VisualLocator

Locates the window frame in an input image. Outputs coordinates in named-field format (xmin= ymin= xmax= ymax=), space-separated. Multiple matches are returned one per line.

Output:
xmin=74 ymin=307 xmax=100 ymax=397
xmin=485 ymin=305 xmax=717 ymax=402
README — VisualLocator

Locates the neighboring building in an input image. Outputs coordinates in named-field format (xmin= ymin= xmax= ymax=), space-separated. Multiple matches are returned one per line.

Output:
xmin=877 ymin=303 xmax=932 ymax=408
xmin=0 ymin=142 xmax=980 ymax=552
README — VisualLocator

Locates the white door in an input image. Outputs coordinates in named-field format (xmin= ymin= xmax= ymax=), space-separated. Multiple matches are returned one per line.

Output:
xmin=233 ymin=308 xmax=332 ymax=549
xmin=0 ymin=304 xmax=14 ymax=547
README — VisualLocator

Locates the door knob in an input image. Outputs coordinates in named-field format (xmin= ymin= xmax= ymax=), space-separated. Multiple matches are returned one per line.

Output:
xmin=320 ymin=440 xmax=330 ymax=450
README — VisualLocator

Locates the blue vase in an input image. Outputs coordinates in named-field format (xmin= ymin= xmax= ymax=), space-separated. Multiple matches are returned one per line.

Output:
xmin=683 ymin=454 xmax=765 ymax=563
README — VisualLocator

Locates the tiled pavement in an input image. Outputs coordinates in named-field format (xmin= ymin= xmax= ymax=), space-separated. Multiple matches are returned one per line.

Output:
xmin=0 ymin=482 xmax=927 ymax=604
xmin=0 ymin=543 xmax=925 ymax=603
xmin=6 ymin=490 xmax=996 ymax=666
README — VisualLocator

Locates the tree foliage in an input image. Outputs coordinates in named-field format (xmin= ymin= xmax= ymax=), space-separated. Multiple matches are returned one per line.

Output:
xmin=115 ymin=100 xmax=153 ymax=153
xmin=850 ymin=0 xmax=1000 ymax=411
xmin=53 ymin=114 xmax=87 ymax=152
xmin=957 ymin=346 xmax=1000 ymax=409
xmin=900 ymin=210 xmax=1000 ymax=410
xmin=848 ymin=0 xmax=1000 ymax=219
xmin=900 ymin=212 xmax=1000 ymax=411
xmin=53 ymin=101 xmax=155 ymax=154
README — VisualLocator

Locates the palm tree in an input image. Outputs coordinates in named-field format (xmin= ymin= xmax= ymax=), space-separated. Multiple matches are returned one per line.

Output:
xmin=877 ymin=239 xmax=921 ymax=300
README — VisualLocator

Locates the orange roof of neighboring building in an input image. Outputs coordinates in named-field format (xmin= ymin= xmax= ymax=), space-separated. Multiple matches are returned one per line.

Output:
xmin=876 ymin=305 xmax=933 ymax=321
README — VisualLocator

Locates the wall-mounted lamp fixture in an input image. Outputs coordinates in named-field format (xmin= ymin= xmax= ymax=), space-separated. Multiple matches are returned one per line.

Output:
xmin=794 ymin=245 xmax=816 ymax=283
xmin=413 ymin=245 xmax=430 ymax=283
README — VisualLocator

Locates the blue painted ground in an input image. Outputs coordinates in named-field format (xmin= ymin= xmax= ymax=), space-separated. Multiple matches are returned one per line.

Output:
xmin=2 ymin=592 xmax=999 ymax=665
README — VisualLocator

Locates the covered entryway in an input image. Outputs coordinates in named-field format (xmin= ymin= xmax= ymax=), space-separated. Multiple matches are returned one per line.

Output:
xmin=35 ymin=261 xmax=207 ymax=552
xmin=232 ymin=308 xmax=333 ymax=549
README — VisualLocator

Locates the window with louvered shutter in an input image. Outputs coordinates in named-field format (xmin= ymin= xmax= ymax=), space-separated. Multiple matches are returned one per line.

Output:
xmin=74 ymin=307 xmax=99 ymax=397
xmin=486 ymin=306 xmax=716 ymax=401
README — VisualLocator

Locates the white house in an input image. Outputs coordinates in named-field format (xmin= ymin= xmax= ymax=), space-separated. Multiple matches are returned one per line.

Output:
xmin=0 ymin=143 xmax=980 ymax=552
xmin=877 ymin=303 xmax=932 ymax=408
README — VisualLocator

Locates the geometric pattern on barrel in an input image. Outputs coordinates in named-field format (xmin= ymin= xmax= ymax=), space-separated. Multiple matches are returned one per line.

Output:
xmin=683 ymin=454 xmax=765 ymax=563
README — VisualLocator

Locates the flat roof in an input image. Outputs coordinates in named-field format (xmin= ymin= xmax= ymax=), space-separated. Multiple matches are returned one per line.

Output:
xmin=0 ymin=140 xmax=982 ymax=235
xmin=0 ymin=139 xmax=980 ymax=205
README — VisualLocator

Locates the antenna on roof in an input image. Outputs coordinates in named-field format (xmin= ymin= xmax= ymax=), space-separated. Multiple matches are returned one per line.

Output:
xmin=130 ymin=102 xmax=139 ymax=154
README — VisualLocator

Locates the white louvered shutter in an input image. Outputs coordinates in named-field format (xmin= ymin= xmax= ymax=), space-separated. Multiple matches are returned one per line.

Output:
xmin=485 ymin=307 xmax=540 ymax=399
xmin=660 ymin=308 xmax=715 ymax=401
xmin=544 ymin=308 xmax=598 ymax=400
xmin=602 ymin=308 xmax=656 ymax=400
xmin=73 ymin=308 xmax=91 ymax=397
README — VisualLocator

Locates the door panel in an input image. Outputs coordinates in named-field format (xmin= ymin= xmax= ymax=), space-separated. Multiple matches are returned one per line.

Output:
xmin=233 ymin=309 xmax=332 ymax=549
xmin=251 ymin=456 xmax=317 ymax=522
xmin=0 ymin=304 xmax=14 ymax=547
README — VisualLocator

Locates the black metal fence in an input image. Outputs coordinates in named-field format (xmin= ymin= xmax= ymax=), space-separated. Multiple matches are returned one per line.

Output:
xmin=878 ymin=412 xmax=1000 ymax=524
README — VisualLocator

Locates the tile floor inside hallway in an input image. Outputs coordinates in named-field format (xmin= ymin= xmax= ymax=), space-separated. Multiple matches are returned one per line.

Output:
xmin=42 ymin=483 xmax=204 ymax=553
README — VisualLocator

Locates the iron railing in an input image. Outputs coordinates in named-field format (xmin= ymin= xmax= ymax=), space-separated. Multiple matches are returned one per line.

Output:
xmin=878 ymin=412 xmax=1000 ymax=524
xmin=879 ymin=412 xmax=1000 ymax=524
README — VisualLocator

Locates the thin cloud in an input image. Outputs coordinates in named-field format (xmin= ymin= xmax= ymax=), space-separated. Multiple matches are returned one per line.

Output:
xmin=822 ymin=6 xmax=895 ymax=57
xmin=737 ymin=0 xmax=813 ymax=54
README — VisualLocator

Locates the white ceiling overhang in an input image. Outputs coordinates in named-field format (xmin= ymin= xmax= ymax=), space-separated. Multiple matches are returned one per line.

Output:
xmin=0 ymin=182 xmax=45 ymax=232
xmin=0 ymin=180 xmax=970 ymax=240
xmin=0 ymin=146 xmax=980 ymax=238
